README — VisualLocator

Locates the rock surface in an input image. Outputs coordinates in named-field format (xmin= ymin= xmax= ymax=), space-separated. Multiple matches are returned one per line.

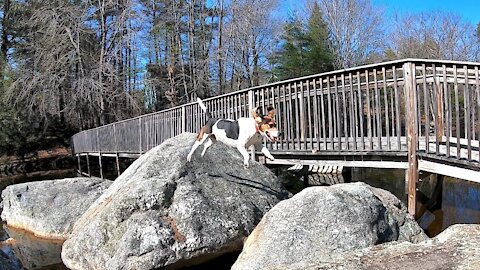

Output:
xmin=232 ymin=182 xmax=427 ymax=270
xmin=61 ymin=133 xmax=289 ymax=270
xmin=265 ymin=224 xmax=480 ymax=270
xmin=1 ymin=177 xmax=112 ymax=240
xmin=368 ymin=186 xmax=427 ymax=243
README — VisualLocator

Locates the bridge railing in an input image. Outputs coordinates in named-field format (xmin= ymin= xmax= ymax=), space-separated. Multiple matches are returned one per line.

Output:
xmin=72 ymin=59 xmax=480 ymax=165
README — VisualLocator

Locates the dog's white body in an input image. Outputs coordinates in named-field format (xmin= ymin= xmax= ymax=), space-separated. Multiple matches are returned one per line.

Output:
xmin=187 ymin=98 xmax=278 ymax=168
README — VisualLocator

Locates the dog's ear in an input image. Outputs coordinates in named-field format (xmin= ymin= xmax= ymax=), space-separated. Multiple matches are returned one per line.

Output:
xmin=266 ymin=106 xmax=276 ymax=119
xmin=252 ymin=107 xmax=263 ymax=123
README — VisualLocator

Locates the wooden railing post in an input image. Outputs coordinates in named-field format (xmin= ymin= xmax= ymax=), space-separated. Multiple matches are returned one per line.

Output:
xmin=139 ymin=117 xmax=143 ymax=155
xmin=299 ymin=81 xmax=306 ymax=147
xmin=248 ymin=90 xmax=255 ymax=160
xmin=182 ymin=106 xmax=186 ymax=133
xmin=113 ymin=124 xmax=120 ymax=177
xmin=404 ymin=62 xmax=418 ymax=217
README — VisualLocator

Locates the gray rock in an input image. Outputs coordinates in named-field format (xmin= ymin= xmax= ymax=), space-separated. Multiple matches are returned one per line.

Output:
xmin=232 ymin=182 xmax=426 ymax=270
xmin=61 ymin=133 xmax=289 ymax=270
xmin=1 ymin=177 xmax=112 ymax=240
xmin=265 ymin=224 xmax=480 ymax=270
xmin=368 ymin=186 xmax=427 ymax=243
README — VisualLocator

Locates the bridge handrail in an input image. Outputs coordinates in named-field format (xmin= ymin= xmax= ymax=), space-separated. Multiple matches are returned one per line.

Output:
xmin=72 ymin=58 xmax=480 ymax=172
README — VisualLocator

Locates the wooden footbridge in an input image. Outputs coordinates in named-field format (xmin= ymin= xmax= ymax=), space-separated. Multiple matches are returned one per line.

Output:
xmin=71 ymin=58 xmax=480 ymax=216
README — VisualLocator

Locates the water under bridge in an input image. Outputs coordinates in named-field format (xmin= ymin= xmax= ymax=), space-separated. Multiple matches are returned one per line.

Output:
xmin=71 ymin=58 xmax=480 ymax=216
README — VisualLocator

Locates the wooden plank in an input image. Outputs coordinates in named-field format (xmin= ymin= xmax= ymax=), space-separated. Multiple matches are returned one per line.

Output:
xmin=99 ymin=152 xmax=104 ymax=180
xmin=306 ymin=80 xmax=313 ymax=150
xmin=349 ymin=73 xmax=357 ymax=150
xmin=418 ymin=160 xmax=480 ymax=184
xmin=374 ymin=69 xmax=382 ymax=149
xmin=464 ymin=66 xmax=472 ymax=160
xmin=341 ymin=74 xmax=348 ymax=150
xmin=454 ymin=65 xmax=461 ymax=158
xmin=358 ymin=71 xmax=365 ymax=149
xmin=272 ymin=86 xmax=279 ymax=150
xmin=287 ymin=83 xmax=294 ymax=150
xmin=383 ymin=67 xmax=391 ymax=150
xmin=404 ymin=62 xmax=418 ymax=217
xmin=432 ymin=64 xmax=440 ymax=155
xmin=312 ymin=78 xmax=320 ymax=150
xmin=334 ymin=75 xmax=342 ymax=150
xmin=281 ymin=85 xmax=287 ymax=150
xmin=422 ymin=64 xmax=429 ymax=153
xmin=86 ymin=154 xmax=91 ymax=177
xmin=294 ymin=82 xmax=302 ymax=150
xmin=299 ymin=81 xmax=306 ymax=150
xmin=393 ymin=66 xmax=402 ymax=151
xmin=77 ymin=155 xmax=81 ymax=175
xmin=327 ymin=77 xmax=334 ymax=150
xmin=320 ymin=78 xmax=327 ymax=150
xmin=444 ymin=64 xmax=451 ymax=157
xmin=365 ymin=70 xmax=373 ymax=150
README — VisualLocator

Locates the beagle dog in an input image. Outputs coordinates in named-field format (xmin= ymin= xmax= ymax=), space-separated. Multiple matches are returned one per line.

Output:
xmin=187 ymin=98 xmax=281 ymax=168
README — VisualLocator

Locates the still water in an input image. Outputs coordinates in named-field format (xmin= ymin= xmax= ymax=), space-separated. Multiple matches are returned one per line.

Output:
xmin=1 ymin=167 xmax=480 ymax=269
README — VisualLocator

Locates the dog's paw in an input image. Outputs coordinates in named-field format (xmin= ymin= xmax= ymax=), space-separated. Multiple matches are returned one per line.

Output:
xmin=268 ymin=156 xmax=275 ymax=161
xmin=186 ymin=155 xmax=192 ymax=162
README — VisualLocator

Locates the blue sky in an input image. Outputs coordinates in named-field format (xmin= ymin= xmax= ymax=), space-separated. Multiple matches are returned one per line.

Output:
xmin=281 ymin=0 xmax=480 ymax=24
xmin=373 ymin=0 xmax=480 ymax=23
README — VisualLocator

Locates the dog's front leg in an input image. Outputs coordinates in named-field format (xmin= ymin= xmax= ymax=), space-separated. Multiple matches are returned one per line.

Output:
xmin=259 ymin=144 xmax=275 ymax=161
xmin=236 ymin=145 xmax=250 ymax=168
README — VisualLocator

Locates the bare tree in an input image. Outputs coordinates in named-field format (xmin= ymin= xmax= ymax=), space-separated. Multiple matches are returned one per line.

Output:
xmin=7 ymin=0 xmax=143 ymax=130
xmin=222 ymin=0 xmax=280 ymax=92
xmin=315 ymin=0 xmax=385 ymax=69
xmin=389 ymin=11 xmax=480 ymax=61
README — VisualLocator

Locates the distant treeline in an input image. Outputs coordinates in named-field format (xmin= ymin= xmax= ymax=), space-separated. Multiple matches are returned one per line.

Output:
xmin=0 ymin=0 xmax=479 ymax=156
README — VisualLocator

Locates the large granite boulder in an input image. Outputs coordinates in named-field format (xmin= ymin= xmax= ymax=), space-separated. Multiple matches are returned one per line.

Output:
xmin=264 ymin=224 xmax=480 ymax=270
xmin=61 ymin=133 xmax=289 ymax=270
xmin=1 ymin=177 xmax=112 ymax=240
xmin=368 ymin=186 xmax=427 ymax=243
xmin=232 ymin=182 xmax=427 ymax=270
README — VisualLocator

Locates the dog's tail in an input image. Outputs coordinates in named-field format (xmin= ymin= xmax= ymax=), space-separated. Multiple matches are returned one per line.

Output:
xmin=197 ymin=98 xmax=212 ymax=119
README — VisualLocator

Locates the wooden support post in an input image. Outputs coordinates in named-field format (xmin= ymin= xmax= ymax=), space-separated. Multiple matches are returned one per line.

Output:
xmin=404 ymin=62 xmax=418 ymax=217
xmin=113 ymin=123 xmax=120 ymax=177
xmin=77 ymin=154 xmax=81 ymax=175
xmin=99 ymin=152 xmax=104 ymax=180
xmin=86 ymin=154 xmax=91 ymax=177
xmin=116 ymin=153 xmax=121 ymax=177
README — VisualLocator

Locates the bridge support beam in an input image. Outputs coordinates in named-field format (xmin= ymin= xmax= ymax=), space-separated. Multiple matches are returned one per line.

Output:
xmin=77 ymin=154 xmax=82 ymax=175
xmin=86 ymin=154 xmax=91 ymax=177
xmin=404 ymin=62 xmax=418 ymax=217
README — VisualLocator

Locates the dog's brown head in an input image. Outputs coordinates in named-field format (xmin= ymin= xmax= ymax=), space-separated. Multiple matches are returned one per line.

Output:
xmin=252 ymin=106 xmax=282 ymax=142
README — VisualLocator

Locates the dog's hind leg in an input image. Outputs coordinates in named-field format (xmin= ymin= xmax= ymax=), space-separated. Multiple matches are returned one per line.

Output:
xmin=201 ymin=135 xmax=216 ymax=157
xmin=187 ymin=130 xmax=209 ymax=162
xmin=236 ymin=144 xmax=251 ymax=168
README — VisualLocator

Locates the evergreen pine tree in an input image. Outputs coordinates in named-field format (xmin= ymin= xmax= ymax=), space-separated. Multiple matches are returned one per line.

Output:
xmin=305 ymin=2 xmax=334 ymax=73
xmin=272 ymin=4 xmax=334 ymax=81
